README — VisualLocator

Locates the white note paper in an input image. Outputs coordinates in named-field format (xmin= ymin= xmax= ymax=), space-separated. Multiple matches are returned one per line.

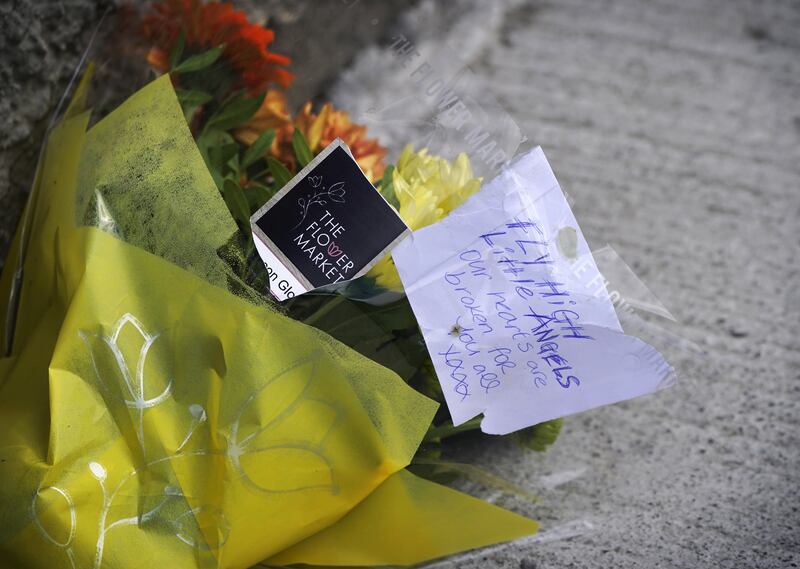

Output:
xmin=392 ymin=147 xmax=675 ymax=435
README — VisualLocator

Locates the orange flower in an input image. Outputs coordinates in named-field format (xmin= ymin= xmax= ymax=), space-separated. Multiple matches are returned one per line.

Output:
xmin=236 ymin=99 xmax=387 ymax=182
xmin=142 ymin=0 xmax=293 ymax=93
xmin=293 ymin=103 xmax=387 ymax=182
xmin=234 ymin=90 xmax=292 ymax=155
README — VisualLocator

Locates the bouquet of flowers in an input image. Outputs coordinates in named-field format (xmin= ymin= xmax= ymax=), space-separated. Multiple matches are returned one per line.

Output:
xmin=0 ymin=1 xmax=676 ymax=567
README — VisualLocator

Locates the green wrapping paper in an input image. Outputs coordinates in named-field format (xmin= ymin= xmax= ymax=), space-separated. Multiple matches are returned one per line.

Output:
xmin=0 ymin=75 xmax=537 ymax=568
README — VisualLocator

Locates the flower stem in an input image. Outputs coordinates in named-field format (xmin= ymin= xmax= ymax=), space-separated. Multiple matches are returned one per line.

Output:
xmin=424 ymin=417 xmax=483 ymax=442
xmin=303 ymin=294 xmax=347 ymax=327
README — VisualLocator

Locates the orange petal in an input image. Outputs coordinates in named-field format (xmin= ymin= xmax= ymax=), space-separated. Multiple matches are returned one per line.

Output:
xmin=146 ymin=47 xmax=170 ymax=72
xmin=309 ymin=103 xmax=333 ymax=151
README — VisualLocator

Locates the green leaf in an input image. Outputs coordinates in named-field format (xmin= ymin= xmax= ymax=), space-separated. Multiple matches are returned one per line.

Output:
xmin=197 ymin=128 xmax=235 ymax=146
xmin=222 ymin=179 xmax=251 ymax=228
xmin=172 ymin=45 xmax=224 ymax=74
xmin=196 ymin=129 xmax=235 ymax=158
xmin=291 ymin=128 xmax=314 ymax=168
xmin=203 ymin=92 xmax=265 ymax=133
xmin=377 ymin=164 xmax=399 ymax=208
xmin=169 ymin=31 xmax=186 ymax=69
xmin=229 ymin=154 xmax=241 ymax=178
xmin=242 ymin=129 xmax=276 ymax=169
xmin=195 ymin=130 xmax=236 ymax=190
xmin=267 ymin=156 xmax=293 ymax=188
xmin=176 ymin=88 xmax=213 ymax=108
xmin=513 ymin=418 xmax=563 ymax=452
xmin=207 ymin=166 xmax=224 ymax=192
xmin=246 ymin=182 xmax=276 ymax=212
xmin=300 ymin=296 xmax=431 ymax=383
xmin=210 ymin=143 xmax=239 ymax=177
xmin=413 ymin=359 xmax=443 ymax=401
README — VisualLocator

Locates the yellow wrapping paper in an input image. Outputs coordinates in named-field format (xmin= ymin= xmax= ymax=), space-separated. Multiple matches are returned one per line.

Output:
xmin=0 ymin=75 xmax=537 ymax=568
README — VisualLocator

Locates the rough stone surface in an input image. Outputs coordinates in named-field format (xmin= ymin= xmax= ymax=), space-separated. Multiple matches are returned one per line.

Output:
xmin=0 ymin=0 xmax=112 ymax=273
xmin=2 ymin=0 xmax=799 ymax=567
xmin=238 ymin=0 xmax=414 ymax=108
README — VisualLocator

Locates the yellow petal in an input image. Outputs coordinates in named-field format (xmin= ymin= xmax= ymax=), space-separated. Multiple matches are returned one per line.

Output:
xmin=308 ymin=103 xmax=332 ymax=151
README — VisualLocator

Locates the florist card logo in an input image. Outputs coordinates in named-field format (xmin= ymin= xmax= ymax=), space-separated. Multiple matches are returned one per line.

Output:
xmin=293 ymin=174 xmax=346 ymax=230
xmin=251 ymin=139 xmax=409 ymax=301
xmin=291 ymin=203 xmax=354 ymax=286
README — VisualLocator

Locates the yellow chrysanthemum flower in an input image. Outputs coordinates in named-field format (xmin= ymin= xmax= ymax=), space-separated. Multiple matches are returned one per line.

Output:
xmin=370 ymin=145 xmax=482 ymax=291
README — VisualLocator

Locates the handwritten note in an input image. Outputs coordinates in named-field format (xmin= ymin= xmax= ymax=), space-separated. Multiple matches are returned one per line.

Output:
xmin=392 ymin=147 xmax=674 ymax=434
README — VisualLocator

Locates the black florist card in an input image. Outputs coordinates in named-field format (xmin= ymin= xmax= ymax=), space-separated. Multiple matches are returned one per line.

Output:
xmin=251 ymin=139 xmax=409 ymax=301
